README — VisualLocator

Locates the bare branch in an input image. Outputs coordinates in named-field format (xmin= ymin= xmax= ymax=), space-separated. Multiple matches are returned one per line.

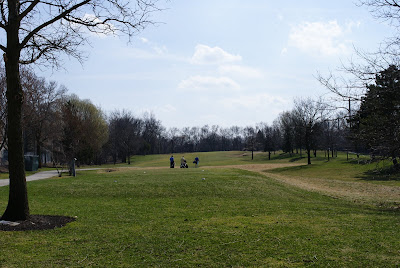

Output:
xmin=20 ymin=0 xmax=91 ymax=49
xmin=18 ymin=0 xmax=40 ymax=21
xmin=0 ymin=0 xmax=6 ymax=29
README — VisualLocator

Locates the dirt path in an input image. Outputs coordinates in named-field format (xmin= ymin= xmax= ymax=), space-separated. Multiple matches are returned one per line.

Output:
xmin=0 ymin=168 xmax=102 ymax=187
xmin=230 ymin=164 xmax=400 ymax=207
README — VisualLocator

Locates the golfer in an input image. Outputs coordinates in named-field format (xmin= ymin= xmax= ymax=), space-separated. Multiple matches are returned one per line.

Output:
xmin=193 ymin=156 xmax=199 ymax=168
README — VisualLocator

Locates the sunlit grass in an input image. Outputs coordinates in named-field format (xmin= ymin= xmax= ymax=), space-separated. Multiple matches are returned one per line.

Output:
xmin=270 ymin=151 xmax=400 ymax=187
xmin=0 ymin=167 xmax=399 ymax=266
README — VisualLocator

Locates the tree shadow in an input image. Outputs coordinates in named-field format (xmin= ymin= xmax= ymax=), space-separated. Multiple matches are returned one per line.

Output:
xmin=289 ymin=157 xmax=305 ymax=162
xmin=347 ymin=158 xmax=378 ymax=166
xmin=268 ymin=164 xmax=311 ymax=173
xmin=269 ymin=153 xmax=305 ymax=162
xmin=358 ymin=166 xmax=400 ymax=181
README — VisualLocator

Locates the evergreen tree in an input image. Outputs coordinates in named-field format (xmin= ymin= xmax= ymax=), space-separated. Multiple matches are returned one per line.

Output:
xmin=351 ymin=65 xmax=400 ymax=165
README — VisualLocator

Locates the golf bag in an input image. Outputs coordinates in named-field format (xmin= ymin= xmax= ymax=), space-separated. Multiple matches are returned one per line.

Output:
xmin=180 ymin=160 xmax=188 ymax=168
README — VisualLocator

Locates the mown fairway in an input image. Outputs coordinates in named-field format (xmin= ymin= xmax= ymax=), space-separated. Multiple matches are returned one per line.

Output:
xmin=0 ymin=152 xmax=399 ymax=267
xmin=128 ymin=151 xmax=302 ymax=167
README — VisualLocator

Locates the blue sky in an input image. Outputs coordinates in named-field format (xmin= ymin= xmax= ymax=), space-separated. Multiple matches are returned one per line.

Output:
xmin=36 ymin=0 xmax=393 ymax=128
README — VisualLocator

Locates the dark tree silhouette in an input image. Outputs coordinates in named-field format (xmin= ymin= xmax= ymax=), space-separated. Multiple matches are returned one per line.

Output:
xmin=350 ymin=65 xmax=400 ymax=166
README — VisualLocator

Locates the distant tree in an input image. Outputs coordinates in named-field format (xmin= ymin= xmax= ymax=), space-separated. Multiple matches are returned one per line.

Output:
xmin=230 ymin=126 xmax=244 ymax=151
xmin=141 ymin=112 xmax=163 ymax=155
xmin=291 ymin=112 xmax=305 ymax=156
xmin=256 ymin=127 xmax=265 ymax=151
xmin=62 ymin=96 xmax=108 ymax=167
xmin=108 ymin=110 xmax=142 ymax=164
xmin=167 ymin=127 xmax=179 ymax=153
xmin=1 ymin=0 xmax=164 ymax=220
xmin=190 ymin=127 xmax=201 ymax=152
xmin=219 ymin=128 xmax=232 ymax=151
xmin=244 ymin=126 xmax=256 ymax=160
xmin=278 ymin=111 xmax=295 ymax=155
xmin=22 ymin=71 xmax=66 ymax=167
xmin=293 ymin=98 xmax=327 ymax=165
xmin=199 ymin=125 xmax=210 ymax=151
xmin=263 ymin=124 xmax=279 ymax=160
xmin=350 ymin=65 xmax=400 ymax=166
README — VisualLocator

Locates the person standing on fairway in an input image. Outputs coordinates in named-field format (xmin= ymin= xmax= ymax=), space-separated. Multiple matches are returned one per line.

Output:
xmin=170 ymin=155 xmax=175 ymax=168
xmin=193 ymin=156 xmax=199 ymax=168
xmin=180 ymin=156 xmax=188 ymax=168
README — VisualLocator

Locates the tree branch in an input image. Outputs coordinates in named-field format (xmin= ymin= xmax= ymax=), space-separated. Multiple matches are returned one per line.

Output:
xmin=20 ymin=0 xmax=91 ymax=49
xmin=18 ymin=0 xmax=40 ymax=21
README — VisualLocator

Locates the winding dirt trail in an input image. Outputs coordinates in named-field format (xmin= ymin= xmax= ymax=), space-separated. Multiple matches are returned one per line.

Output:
xmin=229 ymin=163 xmax=400 ymax=207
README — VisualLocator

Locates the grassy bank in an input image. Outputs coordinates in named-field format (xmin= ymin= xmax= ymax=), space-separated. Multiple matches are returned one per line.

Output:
xmin=0 ymin=166 xmax=399 ymax=266
xmin=269 ymin=152 xmax=400 ymax=187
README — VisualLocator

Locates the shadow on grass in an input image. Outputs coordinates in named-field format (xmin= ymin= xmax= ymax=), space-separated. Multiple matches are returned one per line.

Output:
xmin=347 ymin=158 xmax=379 ymax=166
xmin=268 ymin=164 xmax=312 ymax=173
xmin=358 ymin=166 xmax=400 ymax=181
xmin=269 ymin=153 xmax=306 ymax=162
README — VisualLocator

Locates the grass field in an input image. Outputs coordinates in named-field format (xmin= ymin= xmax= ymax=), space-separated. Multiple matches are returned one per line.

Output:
xmin=128 ymin=150 xmax=299 ymax=167
xmin=0 ymin=151 xmax=399 ymax=266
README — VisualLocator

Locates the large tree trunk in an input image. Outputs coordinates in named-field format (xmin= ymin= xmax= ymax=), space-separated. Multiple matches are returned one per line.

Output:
xmin=2 ymin=1 xmax=30 ymax=221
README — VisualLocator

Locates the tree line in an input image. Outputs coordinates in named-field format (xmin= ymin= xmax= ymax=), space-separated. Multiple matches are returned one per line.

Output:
xmin=1 ymin=65 xmax=359 ymax=168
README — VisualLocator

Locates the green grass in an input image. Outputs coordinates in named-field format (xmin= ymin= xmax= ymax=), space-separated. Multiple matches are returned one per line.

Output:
xmin=0 ymin=167 xmax=399 ymax=267
xmin=0 ymin=170 xmax=42 ymax=180
xmin=270 ymin=151 xmax=400 ymax=187
xmin=128 ymin=150 xmax=308 ymax=168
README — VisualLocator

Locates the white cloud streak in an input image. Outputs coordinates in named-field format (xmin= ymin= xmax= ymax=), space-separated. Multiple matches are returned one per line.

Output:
xmin=288 ymin=20 xmax=353 ymax=56
xmin=218 ymin=64 xmax=264 ymax=79
xmin=190 ymin=44 xmax=242 ymax=65
xmin=178 ymin=75 xmax=241 ymax=91
xmin=221 ymin=93 xmax=289 ymax=110
xmin=81 ymin=14 xmax=116 ymax=38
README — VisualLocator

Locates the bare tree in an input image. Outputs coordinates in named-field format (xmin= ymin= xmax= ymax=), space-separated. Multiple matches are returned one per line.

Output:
xmin=292 ymin=98 xmax=328 ymax=165
xmin=318 ymin=0 xmax=400 ymax=110
xmin=244 ymin=126 xmax=256 ymax=160
xmin=359 ymin=0 xmax=400 ymax=55
xmin=108 ymin=110 xmax=142 ymax=164
xmin=0 ymin=0 xmax=164 ymax=220
xmin=22 ymin=71 xmax=67 ymax=167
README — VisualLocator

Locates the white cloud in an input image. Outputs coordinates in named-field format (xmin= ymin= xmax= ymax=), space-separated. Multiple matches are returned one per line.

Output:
xmin=81 ymin=14 xmax=116 ymax=38
xmin=160 ymin=104 xmax=177 ymax=113
xmin=152 ymin=104 xmax=177 ymax=114
xmin=137 ymin=37 xmax=169 ymax=55
xmin=221 ymin=93 xmax=289 ymax=110
xmin=153 ymin=45 xmax=168 ymax=55
xmin=140 ymin=37 xmax=149 ymax=43
xmin=288 ymin=20 xmax=351 ymax=56
xmin=218 ymin=64 xmax=264 ymax=79
xmin=178 ymin=75 xmax=240 ymax=91
xmin=345 ymin=20 xmax=361 ymax=33
xmin=190 ymin=44 xmax=242 ymax=65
